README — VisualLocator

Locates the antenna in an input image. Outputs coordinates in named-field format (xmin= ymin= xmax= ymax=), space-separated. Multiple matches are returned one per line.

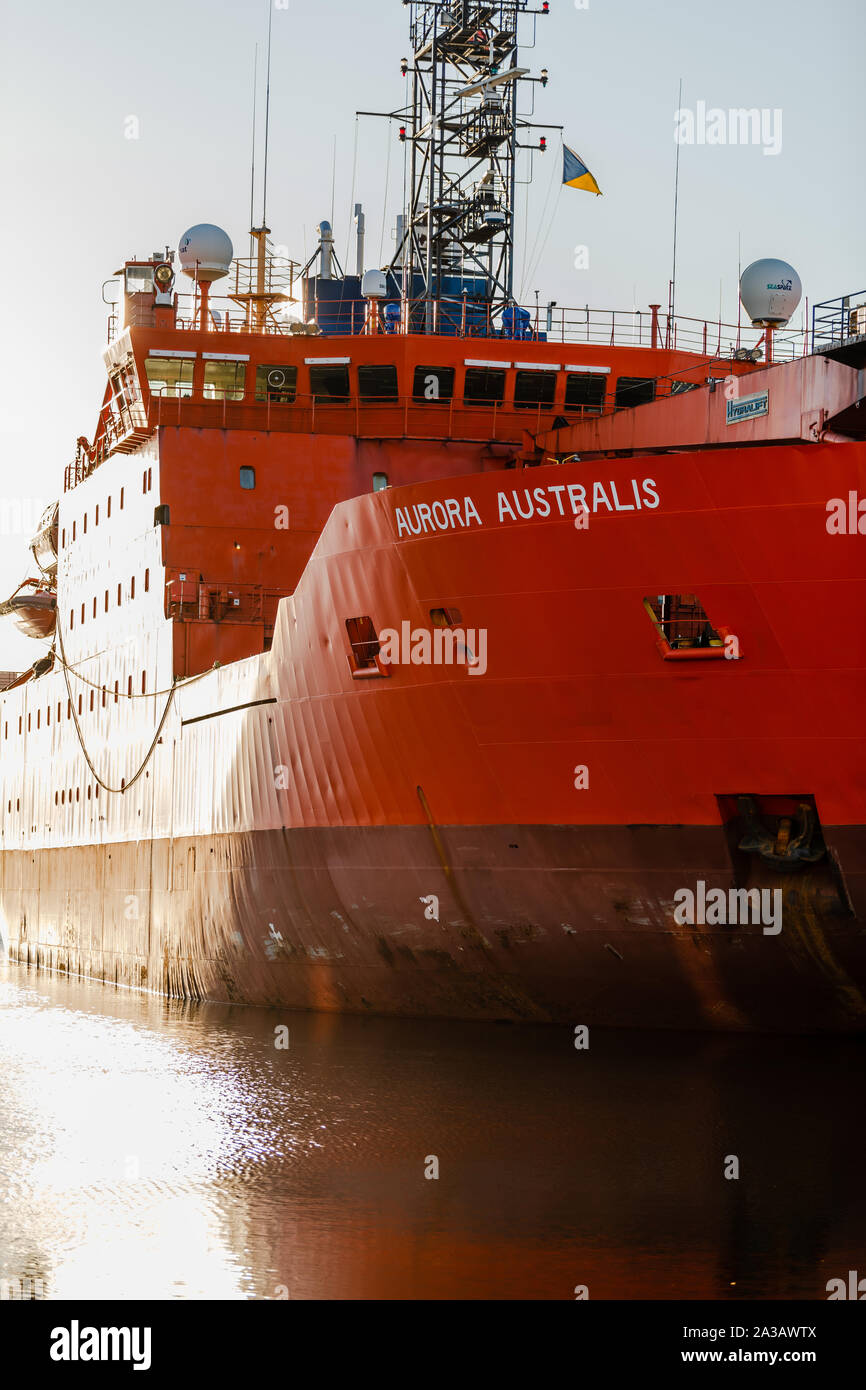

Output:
xmin=249 ymin=44 xmax=258 ymax=258
xmin=330 ymin=135 xmax=337 ymax=227
xmin=261 ymin=1 xmax=273 ymax=226
xmin=670 ymin=77 xmax=683 ymax=324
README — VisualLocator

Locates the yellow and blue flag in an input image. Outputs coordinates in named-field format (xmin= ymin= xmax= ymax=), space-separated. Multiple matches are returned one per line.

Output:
xmin=563 ymin=144 xmax=602 ymax=196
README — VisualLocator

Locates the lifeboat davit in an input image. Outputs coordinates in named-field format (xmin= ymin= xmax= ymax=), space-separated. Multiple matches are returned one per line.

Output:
xmin=0 ymin=579 xmax=57 ymax=639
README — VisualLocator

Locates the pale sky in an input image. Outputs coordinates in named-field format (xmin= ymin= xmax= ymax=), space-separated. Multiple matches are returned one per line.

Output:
xmin=1 ymin=0 xmax=864 ymax=666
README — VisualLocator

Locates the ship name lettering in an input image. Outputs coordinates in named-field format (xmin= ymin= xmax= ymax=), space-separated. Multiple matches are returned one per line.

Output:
xmin=496 ymin=478 xmax=659 ymax=523
xmin=394 ymin=496 xmax=482 ymax=537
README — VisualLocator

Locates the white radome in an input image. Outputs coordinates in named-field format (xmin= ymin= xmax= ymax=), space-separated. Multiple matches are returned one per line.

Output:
xmin=177 ymin=224 xmax=234 ymax=282
xmin=739 ymin=258 xmax=802 ymax=328
xmin=361 ymin=269 xmax=388 ymax=299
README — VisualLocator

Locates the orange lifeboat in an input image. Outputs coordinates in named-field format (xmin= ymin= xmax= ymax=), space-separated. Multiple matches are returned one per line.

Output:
xmin=0 ymin=578 xmax=57 ymax=639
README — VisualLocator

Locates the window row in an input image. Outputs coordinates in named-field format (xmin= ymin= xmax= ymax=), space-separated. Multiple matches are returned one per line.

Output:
xmin=3 ymin=783 xmax=105 ymax=816
xmin=3 ymin=673 xmax=151 ymax=739
xmin=141 ymin=354 xmax=659 ymax=415
xmin=62 ymin=487 xmax=125 ymax=549
xmin=67 ymin=571 xmax=150 ymax=629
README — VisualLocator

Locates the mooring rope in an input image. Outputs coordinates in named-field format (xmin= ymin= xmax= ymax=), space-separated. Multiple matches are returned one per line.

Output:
xmin=53 ymin=616 xmax=217 ymax=795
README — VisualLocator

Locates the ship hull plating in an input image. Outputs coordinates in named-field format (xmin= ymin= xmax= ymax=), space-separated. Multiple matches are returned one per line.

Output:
xmin=3 ymin=824 xmax=865 ymax=1032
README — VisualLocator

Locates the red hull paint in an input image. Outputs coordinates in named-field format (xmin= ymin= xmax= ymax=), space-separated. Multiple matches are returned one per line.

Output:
xmin=2 ymin=440 xmax=864 ymax=1030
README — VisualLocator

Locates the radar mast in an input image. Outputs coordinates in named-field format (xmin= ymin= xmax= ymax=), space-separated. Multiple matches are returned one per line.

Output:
xmin=395 ymin=1 xmax=551 ymax=332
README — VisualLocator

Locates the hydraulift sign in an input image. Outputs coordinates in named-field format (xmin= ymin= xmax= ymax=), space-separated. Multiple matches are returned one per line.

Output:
xmin=726 ymin=389 xmax=769 ymax=425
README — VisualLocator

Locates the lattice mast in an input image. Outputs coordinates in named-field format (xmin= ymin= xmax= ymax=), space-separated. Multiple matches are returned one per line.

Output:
xmin=397 ymin=1 xmax=550 ymax=330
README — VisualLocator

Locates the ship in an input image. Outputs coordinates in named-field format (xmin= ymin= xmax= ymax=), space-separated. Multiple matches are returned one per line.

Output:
xmin=1 ymin=0 xmax=864 ymax=1032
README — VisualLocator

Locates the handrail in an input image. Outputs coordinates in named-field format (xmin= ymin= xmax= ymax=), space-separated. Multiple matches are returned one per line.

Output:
xmin=811 ymin=290 xmax=866 ymax=348
xmin=112 ymin=285 xmax=809 ymax=362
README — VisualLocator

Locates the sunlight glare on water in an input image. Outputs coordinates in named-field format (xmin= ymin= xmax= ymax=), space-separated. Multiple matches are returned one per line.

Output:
xmin=1 ymin=963 xmax=864 ymax=1301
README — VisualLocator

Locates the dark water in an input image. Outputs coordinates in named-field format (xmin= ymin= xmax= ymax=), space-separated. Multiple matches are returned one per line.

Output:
xmin=0 ymin=960 xmax=863 ymax=1301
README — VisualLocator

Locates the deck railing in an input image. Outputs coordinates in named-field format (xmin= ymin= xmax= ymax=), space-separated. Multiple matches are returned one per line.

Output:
xmin=811 ymin=291 xmax=866 ymax=350
xmin=111 ymin=286 xmax=810 ymax=362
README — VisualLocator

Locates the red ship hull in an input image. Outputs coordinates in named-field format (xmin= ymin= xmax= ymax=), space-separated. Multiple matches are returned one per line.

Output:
xmin=3 ymin=441 xmax=864 ymax=1031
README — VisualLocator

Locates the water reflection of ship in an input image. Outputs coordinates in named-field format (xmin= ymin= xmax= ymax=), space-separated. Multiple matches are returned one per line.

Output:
xmin=193 ymin=1010 xmax=865 ymax=1300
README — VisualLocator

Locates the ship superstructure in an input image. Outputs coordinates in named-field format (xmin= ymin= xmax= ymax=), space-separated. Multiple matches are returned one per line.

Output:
xmin=1 ymin=1 xmax=864 ymax=1030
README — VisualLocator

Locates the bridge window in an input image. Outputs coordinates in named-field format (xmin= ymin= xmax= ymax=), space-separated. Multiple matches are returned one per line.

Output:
xmin=464 ymin=367 xmax=505 ymax=405
xmin=615 ymin=376 xmax=656 ymax=408
xmin=413 ymin=366 xmax=455 ymax=402
xmin=144 ymin=355 xmax=194 ymax=398
xmin=358 ymin=365 xmax=398 ymax=400
xmin=255 ymin=364 xmax=297 ymax=402
xmin=345 ymin=615 xmax=380 ymax=671
xmin=125 ymin=266 xmax=153 ymax=295
xmin=310 ymin=364 xmax=350 ymax=400
xmin=203 ymin=359 xmax=246 ymax=400
xmin=514 ymin=370 xmax=556 ymax=410
xmin=565 ymin=373 xmax=606 ymax=413
xmin=239 ymin=467 xmax=256 ymax=490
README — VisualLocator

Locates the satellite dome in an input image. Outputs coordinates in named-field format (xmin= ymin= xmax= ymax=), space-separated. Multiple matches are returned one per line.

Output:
xmin=739 ymin=258 xmax=802 ymax=328
xmin=361 ymin=269 xmax=388 ymax=299
xmin=177 ymin=224 xmax=234 ymax=283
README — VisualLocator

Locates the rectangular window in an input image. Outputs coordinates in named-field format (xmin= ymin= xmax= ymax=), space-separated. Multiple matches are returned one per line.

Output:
xmin=95 ymin=505 xmax=99 ymax=525
xmin=125 ymin=266 xmax=154 ymax=295
xmin=107 ymin=497 xmax=111 ymax=518
xmin=644 ymin=594 xmax=725 ymax=660
xmin=239 ymin=467 xmax=256 ymax=490
xmin=358 ymin=365 xmax=398 ymax=400
xmin=203 ymin=359 xmax=246 ymax=400
xmin=413 ymin=366 xmax=455 ymax=402
xmin=464 ymin=367 xmax=505 ymax=405
xmin=345 ymin=615 xmax=380 ymax=671
xmin=144 ymin=569 xmax=150 ymax=592
xmin=565 ymin=372 xmax=607 ymax=413
xmin=144 ymin=355 xmax=194 ymax=398
xmin=513 ymin=370 xmax=556 ymax=410
xmin=310 ymin=364 xmax=350 ymax=401
xmin=615 ymin=376 xmax=656 ymax=409
xmin=255 ymin=364 xmax=298 ymax=402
